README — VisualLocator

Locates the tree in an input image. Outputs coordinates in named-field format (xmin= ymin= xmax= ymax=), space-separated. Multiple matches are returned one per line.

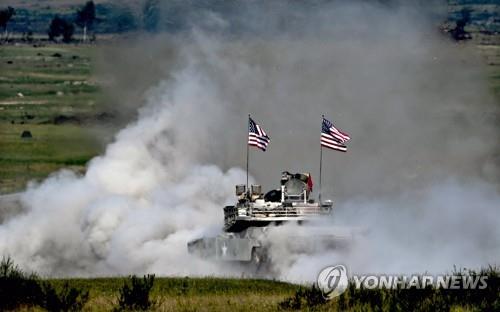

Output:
xmin=0 ymin=6 xmax=15 ymax=40
xmin=142 ymin=0 xmax=160 ymax=32
xmin=450 ymin=8 xmax=472 ymax=41
xmin=48 ymin=16 xmax=74 ymax=43
xmin=75 ymin=1 xmax=96 ymax=42
xmin=113 ymin=8 xmax=138 ymax=33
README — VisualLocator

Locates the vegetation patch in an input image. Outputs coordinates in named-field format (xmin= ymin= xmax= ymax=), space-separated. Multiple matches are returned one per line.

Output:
xmin=278 ymin=284 xmax=327 ymax=310
xmin=0 ymin=256 xmax=89 ymax=311
xmin=0 ymin=123 xmax=101 ymax=193
xmin=0 ymin=44 xmax=105 ymax=193
xmin=116 ymin=274 xmax=156 ymax=311
xmin=1 ymin=257 xmax=499 ymax=311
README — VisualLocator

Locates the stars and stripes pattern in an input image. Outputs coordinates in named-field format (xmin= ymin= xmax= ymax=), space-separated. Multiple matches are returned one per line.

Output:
xmin=248 ymin=117 xmax=270 ymax=151
xmin=321 ymin=117 xmax=350 ymax=152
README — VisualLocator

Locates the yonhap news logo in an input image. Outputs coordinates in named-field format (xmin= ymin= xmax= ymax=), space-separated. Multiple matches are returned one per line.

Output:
xmin=317 ymin=265 xmax=349 ymax=299
xmin=317 ymin=265 xmax=489 ymax=300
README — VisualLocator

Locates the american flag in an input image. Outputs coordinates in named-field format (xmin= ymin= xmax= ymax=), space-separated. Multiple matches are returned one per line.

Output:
xmin=248 ymin=117 xmax=270 ymax=151
xmin=321 ymin=117 xmax=350 ymax=152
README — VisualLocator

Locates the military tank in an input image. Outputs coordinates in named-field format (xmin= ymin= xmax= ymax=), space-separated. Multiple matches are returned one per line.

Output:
xmin=187 ymin=171 xmax=351 ymax=271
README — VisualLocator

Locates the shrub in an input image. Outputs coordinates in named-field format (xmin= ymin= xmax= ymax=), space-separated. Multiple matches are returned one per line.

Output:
xmin=279 ymin=284 xmax=328 ymax=310
xmin=116 ymin=274 xmax=156 ymax=311
xmin=0 ymin=257 xmax=89 ymax=311
xmin=41 ymin=281 xmax=89 ymax=312
xmin=337 ymin=266 xmax=500 ymax=312
xmin=0 ymin=256 xmax=43 ymax=310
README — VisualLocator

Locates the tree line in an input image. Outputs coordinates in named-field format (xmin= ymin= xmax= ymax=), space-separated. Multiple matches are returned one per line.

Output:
xmin=1 ymin=0 xmax=221 ymax=42
xmin=48 ymin=1 xmax=96 ymax=43
xmin=1 ymin=1 xmax=482 ymax=43
xmin=0 ymin=1 xmax=95 ymax=43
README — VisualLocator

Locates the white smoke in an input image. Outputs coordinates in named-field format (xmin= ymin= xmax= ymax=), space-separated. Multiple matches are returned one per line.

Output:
xmin=271 ymin=178 xmax=500 ymax=283
xmin=0 ymin=64 xmax=249 ymax=276
xmin=0 ymin=1 xmax=499 ymax=281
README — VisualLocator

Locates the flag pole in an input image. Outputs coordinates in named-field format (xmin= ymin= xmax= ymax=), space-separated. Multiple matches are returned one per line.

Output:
xmin=319 ymin=115 xmax=324 ymax=204
xmin=246 ymin=114 xmax=250 ymax=197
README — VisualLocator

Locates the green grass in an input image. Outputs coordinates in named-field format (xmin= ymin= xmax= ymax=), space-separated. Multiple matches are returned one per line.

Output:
xmin=0 ymin=44 xmax=106 ymax=193
xmin=2 ymin=254 xmax=499 ymax=311
xmin=37 ymin=271 xmax=500 ymax=312
xmin=489 ymin=64 xmax=500 ymax=98
xmin=48 ymin=277 xmax=299 ymax=297
xmin=2 ymin=255 xmax=499 ymax=312
xmin=0 ymin=44 xmax=101 ymax=123
xmin=0 ymin=123 xmax=101 ymax=193
xmin=491 ymin=71 xmax=500 ymax=97
xmin=41 ymin=277 xmax=300 ymax=312
xmin=0 ymin=44 xmax=106 ymax=127
xmin=478 ymin=44 xmax=500 ymax=99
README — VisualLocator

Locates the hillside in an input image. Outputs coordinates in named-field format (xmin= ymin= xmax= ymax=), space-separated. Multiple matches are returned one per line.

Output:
xmin=448 ymin=0 xmax=500 ymax=32
xmin=2 ymin=0 xmax=140 ymax=34
xmin=1 ymin=1 xmax=499 ymax=35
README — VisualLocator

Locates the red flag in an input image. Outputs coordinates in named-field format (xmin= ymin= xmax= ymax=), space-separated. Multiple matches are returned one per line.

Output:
xmin=307 ymin=174 xmax=313 ymax=192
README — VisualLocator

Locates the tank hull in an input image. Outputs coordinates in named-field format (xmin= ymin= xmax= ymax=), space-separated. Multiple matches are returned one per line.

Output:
xmin=187 ymin=226 xmax=353 ymax=263
xmin=187 ymin=234 xmax=261 ymax=261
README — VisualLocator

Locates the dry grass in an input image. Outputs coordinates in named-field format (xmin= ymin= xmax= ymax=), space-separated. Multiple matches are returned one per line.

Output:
xmin=44 ymin=277 xmax=300 ymax=311
xmin=80 ymin=293 xmax=291 ymax=312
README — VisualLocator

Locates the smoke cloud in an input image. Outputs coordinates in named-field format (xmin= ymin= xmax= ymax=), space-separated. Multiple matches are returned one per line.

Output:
xmin=0 ymin=1 xmax=499 ymax=280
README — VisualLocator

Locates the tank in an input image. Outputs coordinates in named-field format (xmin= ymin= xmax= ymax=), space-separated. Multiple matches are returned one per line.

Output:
xmin=187 ymin=171 xmax=351 ymax=271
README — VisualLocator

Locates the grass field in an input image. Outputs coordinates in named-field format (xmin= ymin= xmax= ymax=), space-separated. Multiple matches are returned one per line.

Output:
xmin=475 ymin=39 xmax=500 ymax=97
xmin=0 ymin=44 xmax=102 ymax=122
xmin=0 ymin=123 xmax=100 ymax=193
xmin=484 ymin=45 xmax=500 ymax=97
xmin=0 ymin=44 xmax=106 ymax=193
xmin=1 ymin=254 xmax=498 ymax=311
xmin=12 ymin=272 xmax=499 ymax=311
xmin=47 ymin=277 xmax=300 ymax=311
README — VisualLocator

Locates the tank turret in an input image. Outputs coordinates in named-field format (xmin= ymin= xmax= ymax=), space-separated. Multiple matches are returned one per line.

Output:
xmin=224 ymin=171 xmax=332 ymax=232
